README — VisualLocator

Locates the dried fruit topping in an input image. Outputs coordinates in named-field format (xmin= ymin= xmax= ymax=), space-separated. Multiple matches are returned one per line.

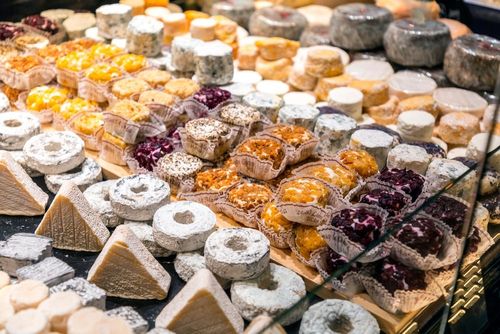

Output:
xmin=394 ymin=217 xmax=443 ymax=257
xmin=423 ymin=195 xmax=467 ymax=237
xmin=22 ymin=15 xmax=59 ymax=35
xmin=375 ymin=258 xmax=427 ymax=294
xmin=377 ymin=168 xmax=425 ymax=201
xmin=0 ymin=23 xmax=25 ymax=41
xmin=133 ymin=136 xmax=175 ymax=171
xmin=330 ymin=207 xmax=383 ymax=246
xmin=359 ymin=188 xmax=409 ymax=217
xmin=193 ymin=87 xmax=231 ymax=109
xmin=325 ymin=248 xmax=360 ymax=279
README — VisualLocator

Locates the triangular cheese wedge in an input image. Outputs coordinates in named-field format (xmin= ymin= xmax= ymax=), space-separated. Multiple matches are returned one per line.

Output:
xmin=155 ymin=269 xmax=243 ymax=334
xmin=35 ymin=181 xmax=110 ymax=252
xmin=0 ymin=151 xmax=48 ymax=216
xmin=243 ymin=315 xmax=286 ymax=334
xmin=87 ymin=225 xmax=171 ymax=300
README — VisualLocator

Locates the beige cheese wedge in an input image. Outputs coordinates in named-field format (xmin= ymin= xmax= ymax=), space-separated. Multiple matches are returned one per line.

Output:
xmin=0 ymin=151 xmax=48 ymax=216
xmin=35 ymin=182 xmax=110 ymax=252
xmin=155 ymin=269 xmax=243 ymax=334
xmin=87 ymin=225 xmax=171 ymax=300
xmin=243 ymin=315 xmax=287 ymax=334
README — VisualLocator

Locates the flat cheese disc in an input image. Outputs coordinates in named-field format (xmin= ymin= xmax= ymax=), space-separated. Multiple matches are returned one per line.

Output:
xmin=232 ymin=70 xmax=262 ymax=85
xmin=256 ymin=80 xmax=290 ymax=96
xmin=345 ymin=59 xmax=394 ymax=81
xmin=388 ymin=71 xmax=437 ymax=99
xmin=35 ymin=182 xmax=110 ymax=252
xmin=433 ymin=87 xmax=488 ymax=117
xmin=283 ymin=92 xmax=316 ymax=106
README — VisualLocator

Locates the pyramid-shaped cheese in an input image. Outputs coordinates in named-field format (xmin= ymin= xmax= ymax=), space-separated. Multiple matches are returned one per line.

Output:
xmin=35 ymin=181 xmax=110 ymax=251
xmin=156 ymin=269 xmax=243 ymax=334
xmin=0 ymin=151 xmax=48 ymax=216
xmin=243 ymin=315 xmax=286 ymax=334
xmin=87 ymin=225 xmax=171 ymax=300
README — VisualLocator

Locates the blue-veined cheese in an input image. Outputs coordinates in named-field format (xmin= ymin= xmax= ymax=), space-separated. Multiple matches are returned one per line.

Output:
xmin=96 ymin=4 xmax=133 ymax=39
xmin=127 ymin=15 xmax=164 ymax=57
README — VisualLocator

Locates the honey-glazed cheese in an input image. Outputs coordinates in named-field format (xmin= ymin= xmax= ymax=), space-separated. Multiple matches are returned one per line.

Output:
xmin=268 ymin=125 xmax=314 ymax=148
xmin=36 ymin=44 xmax=66 ymax=63
xmin=109 ymin=99 xmax=150 ymax=122
xmin=294 ymin=225 xmax=327 ymax=260
xmin=195 ymin=168 xmax=241 ymax=192
xmin=85 ymin=63 xmax=122 ymax=84
xmin=111 ymin=54 xmax=147 ymax=73
xmin=255 ymin=37 xmax=300 ymax=61
xmin=164 ymin=78 xmax=200 ymax=99
xmin=26 ymin=86 xmax=70 ymax=113
xmin=73 ymin=112 xmax=105 ymax=135
xmin=5 ymin=55 xmax=43 ymax=72
xmin=280 ymin=178 xmax=329 ymax=207
xmin=56 ymin=51 xmax=95 ymax=72
xmin=303 ymin=163 xmax=358 ymax=195
xmin=88 ymin=43 xmax=123 ymax=61
xmin=138 ymin=90 xmax=177 ymax=106
xmin=236 ymin=138 xmax=285 ymax=169
xmin=102 ymin=131 xmax=127 ymax=149
xmin=136 ymin=69 xmax=171 ymax=88
xmin=57 ymin=97 xmax=98 ymax=121
xmin=261 ymin=201 xmax=294 ymax=232
xmin=228 ymin=182 xmax=273 ymax=211
xmin=338 ymin=149 xmax=379 ymax=178
xmin=111 ymin=77 xmax=151 ymax=99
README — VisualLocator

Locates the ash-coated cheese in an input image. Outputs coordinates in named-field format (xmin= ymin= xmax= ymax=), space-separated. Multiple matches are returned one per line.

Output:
xmin=249 ymin=6 xmax=307 ymax=41
xmin=329 ymin=3 xmax=393 ymax=51
xmin=397 ymin=110 xmax=435 ymax=142
xmin=45 ymin=158 xmax=102 ymax=194
xmin=83 ymin=180 xmax=124 ymax=228
xmin=387 ymin=144 xmax=432 ymax=174
xmin=314 ymin=113 xmax=357 ymax=155
xmin=466 ymin=133 xmax=500 ymax=173
xmin=0 ymin=233 xmax=52 ymax=276
xmin=0 ymin=112 xmax=40 ymax=151
xmin=96 ymin=4 xmax=133 ymax=39
xmin=433 ymin=87 xmax=488 ymax=117
xmin=105 ymin=306 xmax=148 ymax=334
xmin=204 ymin=228 xmax=270 ymax=280
xmin=0 ymin=92 xmax=10 ymax=112
xmin=170 ymin=36 xmax=204 ymax=72
xmin=16 ymin=257 xmax=74 ymax=287
xmin=278 ymin=105 xmax=320 ymax=130
xmin=50 ymin=277 xmax=106 ymax=310
xmin=194 ymin=40 xmax=234 ymax=86
xmin=153 ymin=201 xmax=217 ymax=252
xmin=299 ymin=25 xmax=331 ymax=47
xmin=127 ymin=15 xmax=164 ymax=57
xmin=444 ymin=34 xmax=500 ymax=92
xmin=345 ymin=59 xmax=394 ymax=81
xmin=174 ymin=251 xmax=230 ymax=287
xmin=256 ymin=80 xmax=290 ymax=96
xmin=243 ymin=91 xmax=283 ymax=122
xmin=384 ymin=19 xmax=452 ymax=67
xmin=350 ymin=129 xmax=395 ymax=169
xmin=425 ymin=158 xmax=475 ymax=196
xmin=211 ymin=0 xmax=255 ymax=29
xmin=125 ymin=223 xmax=174 ymax=257
xmin=231 ymin=263 xmax=307 ymax=326
xmin=327 ymin=87 xmax=363 ymax=120
xmin=388 ymin=71 xmax=437 ymax=99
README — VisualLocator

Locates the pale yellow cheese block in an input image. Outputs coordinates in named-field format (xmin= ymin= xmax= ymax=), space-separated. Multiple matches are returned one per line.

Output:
xmin=35 ymin=182 xmax=110 ymax=252
xmin=0 ymin=151 xmax=48 ymax=216
xmin=156 ymin=269 xmax=243 ymax=334
xmin=87 ymin=225 xmax=171 ymax=300
xmin=314 ymin=74 xmax=353 ymax=101
xmin=243 ymin=315 xmax=286 ymax=334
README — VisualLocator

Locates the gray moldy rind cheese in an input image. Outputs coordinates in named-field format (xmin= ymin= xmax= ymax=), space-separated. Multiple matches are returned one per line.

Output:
xmin=0 ymin=112 xmax=40 ymax=151
xmin=96 ymin=4 xmax=133 ymax=39
xmin=50 ymin=277 xmax=106 ymax=310
xmin=210 ymin=0 xmax=255 ymax=29
xmin=194 ymin=40 xmax=234 ymax=86
xmin=16 ymin=257 xmax=75 ymax=287
xmin=314 ymin=113 xmax=357 ymax=155
xmin=249 ymin=6 xmax=308 ymax=41
xmin=299 ymin=25 xmax=330 ymax=48
xmin=171 ymin=36 xmax=203 ymax=72
xmin=444 ymin=34 xmax=500 ymax=92
xmin=105 ymin=306 xmax=148 ymax=334
xmin=329 ymin=4 xmax=393 ymax=51
xmin=45 ymin=158 xmax=103 ymax=194
xmin=384 ymin=19 xmax=451 ymax=67
xmin=0 ymin=233 xmax=52 ymax=276
xmin=278 ymin=105 xmax=320 ymax=130
xmin=127 ymin=15 xmax=164 ymax=58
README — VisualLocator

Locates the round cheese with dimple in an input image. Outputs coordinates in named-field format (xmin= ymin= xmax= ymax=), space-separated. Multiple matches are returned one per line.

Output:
xmin=327 ymin=87 xmax=363 ymax=120
xmin=433 ymin=87 xmax=488 ymax=117
xmin=348 ymin=80 xmax=389 ymax=108
xmin=447 ymin=147 xmax=467 ymax=160
xmin=350 ymin=129 xmax=395 ymax=168
xmin=255 ymin=57 xmax=292 ymax=82
xmin=397 ymin=110 xmax=435 ymax=142
xmin=5 ymin=309 xmax=49 ymax=334
xmin=84 ymin=180 xmax=123 ymax=228
xmin=345 ymin=60 xmax=394 ymax=81
xmin=305 ymin=48 xmax=343 ymax=78
xmin=278 ymin=105 xmax=320 ymax=130
xmin=466 ymin=133 xmax=500 ymax=172
xmin=96 ymin=4 xmax=133 ymax=39
xmin=256 ymin=80 xmax=289 ymax=96
xmin=388 ymin=71 xmax=437 ymax=99
xmin=0 ymin=112 xmax=40 ymax=151
xmin=45 ymin=158 xmax=103 ymax=194
xmin=126 ymin=15 xmax=165 ymax=57
xmin=233 ymin=70 xmax=262 ymax=84
xmin=283 ymin=92 xmax=316 ymax=106
xmin=190 ymin=18 xmax=216 ymax=41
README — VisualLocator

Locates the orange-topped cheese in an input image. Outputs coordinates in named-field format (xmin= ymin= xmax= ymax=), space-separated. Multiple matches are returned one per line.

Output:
xmin=85 ymin=63 xmax=122 ymax=84
xmin=281 ymin=178 xmax=329 ymax=206
xmin=102 ymin=131 xmax=127 ymax=148
xmin=5 ymin=55 xmax=43 ymax=72
xmin=268 ymin=125 xmax=314 ymax=147
xmin=237 ymin=138 xmax=285 ymax=169
xmin=73 ymin=112 xmax=104 ymax=135
xmin=57 ymin=97 xmax=98 ymax=121
xmin=89 ymin=43 xmax=124 ymax=61
xmin=228 ymin=182 xmax=273 ymax=211
xmin=61 ymin=38 xmax=98 ymax=53
xmin=294 ymin=225 xmax=327 ymax=260
xmin=261 ymin=201 xmax=294 ymax=232
xmin=26 ymin=86 xmax=70 ymax=113
xmin=303 ymin=162 xmax=358 ymax=195
xmin=108 ymin=99 xmax=150 ymax=122
xmin=111 ymin=54 xmax=147 ymax=73
xmin=337 ymin=149 xmax=379 ymax=178
xmin=36 ymin=44 xmax=66 ymax=63
xmin=195 ymin=168 xmax=241 ymax=192
xmin=164 ymin=78 xmax=200 ymax=99
xmin=56 ymin=51 xmax=95 ymax=72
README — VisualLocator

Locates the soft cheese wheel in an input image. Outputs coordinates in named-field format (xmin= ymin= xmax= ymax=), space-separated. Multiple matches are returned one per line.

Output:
xmin=437 ymin=111 xmax=480 ymax=145
xmin=249 ymin=6 xmax=307 ymax=41
xmin=345 ymin=59 xmax=394 ymax=81
xmin=163 ymin=13 xmax=188 ymax=37
xmin=348 ymin=80 xmax=389 ymax=108
xmin=96 ymin=4 xmax=133 ymax=39
xmin=305 ymin=48 xmax=343 ymax=78
xmin=384 ymin=19 xmax=451 ymax=67
xmin=466 ymin=133 xmax=500 ymax=172
xmin=314 ymin=113 xmax=357 ymax=155
xmin=300 ymin=25 xmax=331 ymax=47
xmin=194 ymin=40 xmax=234 ymax=85
xmin=350 ymin=129 xmax=395 ymax=168
xmin=397 ymin=110 xmax=435 ymax=142
xmin=211 ymin=0 xmax=255 ymax=29
xmin=444 ymin=34 xmax=500 ymax=92
xmin=0 ymin=112 xmax=40 ymax=151
xmin=288 ymin=48 xmax=317 ymax=91
xmin=387 ymin=144 xmax=431 ymax=174
xmin=255 ymin=37 xmax=300 ymax=61
xmin=144 ymin=6 xmax=170 ymax=21
xmin=37 ymin=291 xmax=82 ymax=333
xmin=388 ymin=71 xmax=437 ymax=99
xmin=329 ymin=3 xmax=393 ymax=51
xmin=63 ymin=13 xmax=97 ymax=40
xmin=120 ymin=0 xmax=146 ymax=16
xmin=283 ymin=92 xmax=316 ymax=106
xmin=255 ymin=57 xmax=292 ymax=82
xmin=41 ymin=9 xmax=75 ymax=24
xmin=447 ymin=147 xmax=467 ymax=160
xmin=366 ymin=95 xmax=400 ymax=125
xmin=171 ymin=36 xmax=203 ymax=72
xmin=127 ymin=15 xmax=164 ymax=57
xmin=5 ymin=309 xmax=49 ymax=334
xmin=243 ymin=91 xmax=283 ymax=122
xmin=222 ymin=83 xmax=255 ymax=100
xmin=314 ymin=74 xmax=352 ymax=101
xmin=256 ymin=80 xmax=289 ymax=96
xmin=278 ymin=105 xmax=320 ymax=130
xmin=433 ymin=87 xmax=488 ymax=117
xmin=327 ymin=87 xmax=363 ymax=120
xmin=10 ymin=280 xmax=49 ymax=311
xmin=482 ymin=104 xmax=500 ymax=135
xmin=238 ymin=44 xmax=259 ymax=70
xmin=297 ymin=4 xmax=332 ymax=27
xmin=190 ymin=18 xmax=216 ymax=41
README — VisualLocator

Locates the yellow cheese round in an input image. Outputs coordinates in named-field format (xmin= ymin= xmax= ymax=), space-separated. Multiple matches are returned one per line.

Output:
xmin=255 ymin=57 xmax=292 ymax=81
xmin=305 ymin=48 xmax=343 ymax=78
xmin=314 ymin=74 xmax=353 ymax=101
xmin=348 ymin=80 xmax=389 ymax=108
xmin=190 ymin=18 xmax=216 ymax=41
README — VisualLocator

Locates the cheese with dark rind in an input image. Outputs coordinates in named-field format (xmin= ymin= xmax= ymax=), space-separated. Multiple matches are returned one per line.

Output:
xmin=105 ymin=306 xmax=148 ymax=334
xmin=249 ymin=6 xmax=308 ymax=41
xmin=329 ymin=4 xmax=392 ymax=51
xmin=444 ymin=34 xmax=500 ymax=92
xmin=0 ymin=233 xmax=52 ymax=276
xmin=194 ymin=40 xmax=234 ymax=86
xmin=210 ymin=0 xmax=255 ymax=29
xmin=16 ymin=257 xmax=74 ymax=287
xmin=299 ymin=25 xmax=330 ymax=47
xmin=50 ymin=278 xmax=106 ymax=310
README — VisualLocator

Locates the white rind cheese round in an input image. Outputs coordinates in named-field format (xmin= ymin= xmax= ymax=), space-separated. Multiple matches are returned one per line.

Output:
xmin=125 ymin=222 xmax=174 ymax=258
xmin=85 ymin=27 xmax=105 ymax=42
xmin=153 ymin=201 xmax=217 ymax=252
xmin=194 ymin=40 xmax=234 ymax=86
xmin=204 ymin=228 xmax=270 ymax=280
xmin=127 ymin=15 xmax=164 ymax=57
xmin=170 ymin=36 xmax=204 ymax=72
xmin=8 ymin=150 xmax=43 ymax=177
xmin=345 ymin=60 xmax=394 ymax=81
xmin=41 ymin=9 xmax=75 ymax=25
xmin=230 ymin=263 xmax=307 ymax=326
xmin=466 ymin=133 xmax=500 ymax=172
xmin=83 ymin=180 xmax=124 ymax=228
xmin=23 ymin=131 xmax=85 ymax=175
xmin=397 ymin=110 xmax=435 ymax=142
xmin=424 ymin=158 xmax=475 ymax=195
xmin=63 ymin=13 xmax=97 ymax=40
xmin=233 ymin=70 xmax=262 ymax=85
xmin=283 ymin=92 xmax=316 ymax=106
xmin=96 ymin=4 xmax=133 ymax=39
xmin=173 ymin=251 xmax=230 ymax=288
xmin=110 ymin=174 xmax=171 ymax=221
xmin=384 ymin=19 xmax=452 ymax=67
xmin=350 ymin=129 xmax=395 ymax=169
xmin=327 ymin=87 xmax=363 ymax=120
xmin=249 ymin=6 xmax=307 ymax=41
xmin=444 ymin=34 xmax=500 ymax=92
xmin=243 ymin=91 xmax=283 ymax=122
xmin=388 ymin=71 xmax=437 ymax=99
xmin=387 ymin=144 xmax=432 ymax=174
xmin=222 ymin=82 xmax=255 ymax=100
xmin=0 ymin=112 xmax=40 ymax=151
xmin=314 ymin=113 xmax=357 ymax=155
xmin=256 ymin=80 xmax=289 ymax=96
xmin=329 ymin=4 xmax=393 ymax=51
xmin=278 ymin=105 xmax=320 ymax=130
xmin=447 ymin=147 xmax=467 ymax=160
xmin=433 ymin=87 xmax=488 ymax=117
xmin=45 ymin=158 xmax=103 ymax=194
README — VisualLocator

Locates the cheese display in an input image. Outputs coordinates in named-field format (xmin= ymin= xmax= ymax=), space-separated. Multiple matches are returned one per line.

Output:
xmin=44 ymin=158 xmax=102 ymax=194
xmin=174 ymin=252 xmax=230 ymax=287
xmin=96 ymin=4 xmax=133 ymax=39
xmin=327 ymin=87 xmax=363 ymax=120
xmin=87 ymin=225 xmax=172 ymax=300
xmin=249 ymin=6 xmax=307 ymax=41
xmin=387 ymin=70 xmax=437 ymax=99
xmin=125 ymin=222 xmax=173 ymax=257
xmin=127 ymin=15 xmax=165 ymax=57
xmin=397 ymin=110 xmax=435 ymax=142
xmin=433 ymin=87 xmax=488 ymax=117
xmin=350 ymin=129 xmax=395 ymax=168
xmin=0 ymin=233 xmax=52 ymax=276
xmin=194 ymin=40 xmax=234 ymax=85
xmin=0 ymin=112 xmax=40 ymax=151
xmin=314 ymin=113 xmax=357 ymax=155
xmin=16 ymin=257 xmax=75 ymax=287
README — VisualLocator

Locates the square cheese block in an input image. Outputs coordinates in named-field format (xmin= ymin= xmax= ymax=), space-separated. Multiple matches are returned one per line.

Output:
xmin=0 ymin=233 xmax=52 ymax=276
xmin=16 ymin=257 xmax=75 ymax=287
xmin=50 ymin=277 xmax=106 ymax=310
